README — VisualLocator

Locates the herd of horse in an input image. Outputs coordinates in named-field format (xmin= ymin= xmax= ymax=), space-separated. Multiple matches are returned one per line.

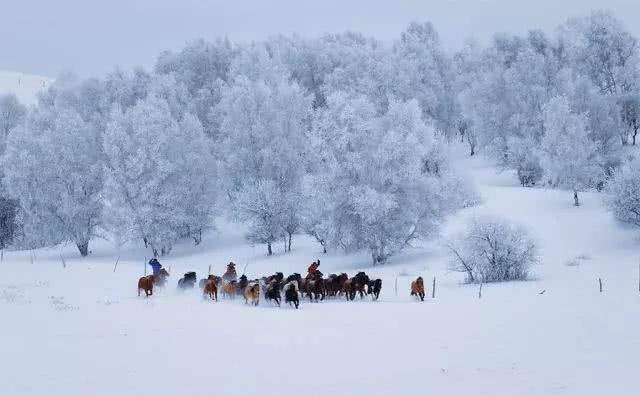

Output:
xmin=137 ymin=267 xmax=427 ymax=308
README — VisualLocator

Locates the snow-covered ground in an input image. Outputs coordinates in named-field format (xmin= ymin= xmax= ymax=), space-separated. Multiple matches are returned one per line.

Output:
xmin=0 ymin=71 xmax=51 ymax=105
xmin=1 ymin=154 xmax=638 ymax=396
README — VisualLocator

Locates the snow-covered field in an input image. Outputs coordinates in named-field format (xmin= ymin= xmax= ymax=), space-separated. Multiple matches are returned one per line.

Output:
xmin=1 ymin=154 xmax=638 ymax=396
xmin=0 ymin=71 xmax=51 ymax=105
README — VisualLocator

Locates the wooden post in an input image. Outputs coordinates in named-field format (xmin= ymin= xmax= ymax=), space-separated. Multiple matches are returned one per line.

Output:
xmin=432 ymin=276 xmax=436 ymax=299
xmin=113 ymin=256 xmax=120 ymax=273
xmin=478 ymin=281 xmax=483 ymax=299
xmin=394 ymin=277 xmax=398 ymax=297
xmin=598 ymin=278 xmax=603 ymax=293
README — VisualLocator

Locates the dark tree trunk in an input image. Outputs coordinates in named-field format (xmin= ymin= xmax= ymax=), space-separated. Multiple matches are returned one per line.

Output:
xmin=76 ymin=241 xmax=89 ymax=257
xmin=633 ymin=127 xmax=638 ymax=145
xmin=287 ymin=232 xmax=292 ymax=252
xmin=267 ymin=242 xmax=273 ymax=256
xmin=470 ymin=145 xmax=475 ymax=156
xmin=574 ymin=191 xmax=580 ymax=207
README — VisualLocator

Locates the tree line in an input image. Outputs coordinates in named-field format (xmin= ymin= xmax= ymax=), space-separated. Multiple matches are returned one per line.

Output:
xmin=1 ymin=10 xmax=639 ymax=262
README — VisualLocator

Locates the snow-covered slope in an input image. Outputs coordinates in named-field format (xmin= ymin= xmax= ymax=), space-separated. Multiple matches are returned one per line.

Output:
xmin=1 ymin=153 xmax=638 ymax=396
xmin=0 ymin=71 xmax=51 ymax=105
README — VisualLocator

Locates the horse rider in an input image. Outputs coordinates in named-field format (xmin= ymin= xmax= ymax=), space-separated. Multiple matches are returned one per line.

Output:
xmin=306 ymin=259 xmax=320 ymax=279
xmin=148 ymin=258 xmax=162 ymax=276
xmin=223 ymin=262 xmax=238 ymax=282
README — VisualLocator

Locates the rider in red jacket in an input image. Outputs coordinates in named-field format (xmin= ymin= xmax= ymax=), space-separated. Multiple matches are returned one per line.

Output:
xmin=307 ymin=260 xmax=320 ymax=278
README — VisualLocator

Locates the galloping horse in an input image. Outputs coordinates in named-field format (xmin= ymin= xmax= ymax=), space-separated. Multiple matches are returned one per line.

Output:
xmin=203 ymin=278 xmax=218 ymax=301
xmin=138 ymin=275 xmax=155 ymax=297
xmin=410 ymin=277 xmax=425 ymax=301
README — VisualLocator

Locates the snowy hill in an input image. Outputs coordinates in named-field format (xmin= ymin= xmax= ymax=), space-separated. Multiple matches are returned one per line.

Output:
xmin=1 ymin=152 xmax=638 ymax=396
xmin=0 ymin=71 xmax=52 ymax=105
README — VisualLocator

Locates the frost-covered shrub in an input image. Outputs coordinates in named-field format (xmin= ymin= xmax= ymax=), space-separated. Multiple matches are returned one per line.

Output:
xmin=448 ymin=216 xmax=538 ymax=283
xmin=517 ymin=157 xmax=544 ymax=187
xmin=606 ymin=157 xmax=640 ymax=227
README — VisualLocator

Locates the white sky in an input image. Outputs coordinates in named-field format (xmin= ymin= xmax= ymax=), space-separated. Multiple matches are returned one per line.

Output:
xmin=1 ymin=0 xmax=639 ymax=77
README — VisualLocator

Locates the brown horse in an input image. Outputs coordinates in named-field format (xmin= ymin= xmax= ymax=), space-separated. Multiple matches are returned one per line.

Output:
xmin=244 ymin=283 xmax=260 ymax=306
xmin=342 ymin=278 xmax=354 ymax=300
xmin=325 ymin=273 xmax=348 ymax=297
xmin=203 ymin=279 xmax=218 ymax=301
xmin=222 ymin=281 xmax=237 ymax=299
xmin=200 ymin=274 xmax=221 ymax=289
xmin=303 ymin=271 xmax=325 ymax=302
xmin=138 ymin=275 xmax=155 ymax=297
xmin=411 ymin=277 xmax=425 ymax=301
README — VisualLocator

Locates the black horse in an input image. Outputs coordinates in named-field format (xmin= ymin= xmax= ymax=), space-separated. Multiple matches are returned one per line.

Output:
xmin=367 ymin=279 xmax=382 ymax=300
xmin=264 ymin=280 xmax=281 ymax=306
xmin=266 ymin=272 xmax=284 ymax=286
xmin=178 ymin=272 xmax=197 ymax=289
xmin=284 ymin=273 xmax=302 ymax=293
xmin=346 ymin=272 xmax=370 ymax=301
xmin=284 ymin=281 xmax=299 ymax=309
xmin=236 ymin=274 xmax=248 ymax=296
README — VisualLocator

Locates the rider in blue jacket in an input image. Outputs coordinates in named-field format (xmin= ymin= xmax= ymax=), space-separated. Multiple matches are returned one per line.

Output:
xmin=149 ymin=258 xmax=162 ymax=276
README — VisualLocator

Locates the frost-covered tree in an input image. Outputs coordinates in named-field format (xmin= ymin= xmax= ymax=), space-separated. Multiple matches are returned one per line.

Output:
xmin=448 ymin=216 xmax=538 ymax=283
xmin=460 ymin=34 xmax=564 ymax=166
xmin=566 ymin=75 xmax=622 ymax=161
xmin=619 ymin=93 xmax=640 ymax=145
xmin=0 ymin=94 xmax=26 ymax=250
xmin=2 ymin=107 xmax=103 ymax=256
xmin=308 ymin=94 xmax=475 ymax=265
xmin=155 ymin=39 xmax=236 ymax=138
xmin=103 ymin=68 xmax=151 ymax=112
xmin=606 ymin=157 xmax=640 ymax=226
xmin=541 ymin=96 xmax=603 ymax=205
xmin=0 ymin=197 xmax=18 ymax=250
xmin=561 ymin=10 xmax=639 ymax=96
xmin=0 ymin=94 xmax=26 ymax=140
xmin=103 ymin=96 xmax=216 ymax=257
xmin=394 ymin=22 xmax=459 ymax=137
xmin=216 ymin=50 xmax=312 ymax=255
xmin=319 ymin=33 xmax=394 ymax=115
